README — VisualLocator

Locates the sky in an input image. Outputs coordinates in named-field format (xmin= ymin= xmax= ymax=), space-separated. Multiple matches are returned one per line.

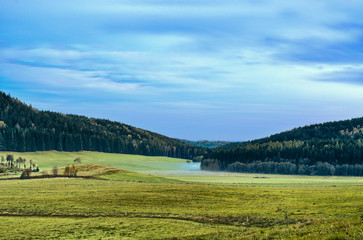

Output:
xmin=1 ymin=0 xmax=363 ymax=141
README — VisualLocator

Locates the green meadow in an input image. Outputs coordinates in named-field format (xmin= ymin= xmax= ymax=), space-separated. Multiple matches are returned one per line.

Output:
xmin=165 ymin=173 xmax=363 ymax=187
xmin=0 ymin=151 xmax=185 ymax=172
xmin=2 ymin=151 xmax=362 ymax=187
xmin=0 ymin=151 xmax=362 ymax=239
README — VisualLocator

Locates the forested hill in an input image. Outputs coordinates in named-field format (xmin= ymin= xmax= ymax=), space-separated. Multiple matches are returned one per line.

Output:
xmin=202 ymin=118 xmax=363 ymax=176
xmin=0 ymin=92 xmax=205 ymax=158
xmin=252 ymin=118 xmax=363 ymax=143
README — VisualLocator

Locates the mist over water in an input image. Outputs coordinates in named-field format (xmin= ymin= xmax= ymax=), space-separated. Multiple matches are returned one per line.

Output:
xmin=143 ymin=162 xmax=211 ymax=175
xmin=158 ymin=162 xmax=216 ymax=175
xmin=182 ymin=162 xmax=201 ymax=172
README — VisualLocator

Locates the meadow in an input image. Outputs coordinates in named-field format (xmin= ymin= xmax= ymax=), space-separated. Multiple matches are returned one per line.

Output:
xmin=2 ymin=151 xmax=362 ymax=187
xmin=0 ymin=151 xmax=186 ymax=172
xmin=0 ymin=151 xmax=362 ymax=239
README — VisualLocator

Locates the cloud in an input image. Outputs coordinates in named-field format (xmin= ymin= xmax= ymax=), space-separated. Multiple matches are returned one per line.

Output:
xmin=0 ymin=62 xmax=141 ymax=93
xmin=2 ymin=1 xmax=363 ymax=140
xmin=313 ymin=66 xmax=363 ymax=85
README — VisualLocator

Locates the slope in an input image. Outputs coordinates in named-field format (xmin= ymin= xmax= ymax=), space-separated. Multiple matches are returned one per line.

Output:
xmin=0 ymin=91 xmax=205 ymax=158
xmin=203 ymin=117 xmax=363 ymax=176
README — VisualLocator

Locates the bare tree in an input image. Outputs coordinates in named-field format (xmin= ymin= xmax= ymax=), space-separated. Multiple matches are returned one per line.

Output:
xmin=73 ymin=158 xmax=81 ymax=164
xmin=29 ymin=159 xmax=33 ymax=170
xmin=52 ymin=166 xmax=58 ymax=176
xmin=6 ymin=154 xmax=14 ymax=168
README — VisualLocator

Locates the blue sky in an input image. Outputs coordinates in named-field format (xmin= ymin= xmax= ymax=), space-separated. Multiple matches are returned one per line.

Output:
xmin=1 ymin=0 xmax=363 ymax=141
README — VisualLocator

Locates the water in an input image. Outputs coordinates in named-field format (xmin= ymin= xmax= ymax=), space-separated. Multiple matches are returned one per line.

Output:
xmin=144 ymin=162 xmax=220 ymax=176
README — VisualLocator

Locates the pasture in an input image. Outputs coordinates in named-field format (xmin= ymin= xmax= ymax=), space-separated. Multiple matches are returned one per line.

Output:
xmin=0 ymin=151 xmax=362 ymax=239
xmin=0 ymin=151 xmax=186 ymax=172
xmin=1 ymin=151 xmax=362 ymax=187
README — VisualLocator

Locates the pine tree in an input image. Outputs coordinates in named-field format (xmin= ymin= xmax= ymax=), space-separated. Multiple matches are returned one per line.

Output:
xmin=57 ymin=135 xmax=63 ymax=151
xmin=0 ymin=132 xmax=5 ymax=151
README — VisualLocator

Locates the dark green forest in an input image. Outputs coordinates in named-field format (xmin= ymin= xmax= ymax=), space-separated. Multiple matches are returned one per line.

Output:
xmin=178 ymin=139 xmax=231 ymax=148
xmin=202 ymin=120 xmax=363 ymax=176
xmin=0 ymin=92 xmax=205 ymax=158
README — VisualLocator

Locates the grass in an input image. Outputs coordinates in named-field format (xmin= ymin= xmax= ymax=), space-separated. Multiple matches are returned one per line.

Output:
xmin=0 ymin=151 xmax=362 ymax=239
xmin=0 ymin=151 xmax=186 ymax=172
xmin=0 ymin=178 xmax=362 ymax=239
xmin=0 ymin=216 xmax=240 ymax=240
xmin=23 ymin=163 xmax=185 ymax=184
xmin=96 ymin=171 xmax=183 ymax=183
xmin=1 ymin=151 xmax=362 ymax=187
xmin=164 ymin=173 xmax=363 ymax=187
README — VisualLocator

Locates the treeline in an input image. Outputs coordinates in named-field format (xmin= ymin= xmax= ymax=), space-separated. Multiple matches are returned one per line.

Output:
xmin=205 ymin=139 xmax=363 ymax=166
xmin=202 ymin=119 xmax=363 ymax=176
xmin=179 ymin=139 xmax=232 ymax=148
xmin=201 ymin=158 xmax=363 ymax=176
xmin=0 ymin=92 xmax=206 ymax=158
xmin=0 ymin=154 xmax=39 ymax=173
xmin=253 ymin=118 xmax=363 ymax=143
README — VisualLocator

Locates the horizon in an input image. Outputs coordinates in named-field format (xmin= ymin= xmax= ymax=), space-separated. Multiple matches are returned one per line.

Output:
xmin=2 ymin=1 xmax=363 ymax=141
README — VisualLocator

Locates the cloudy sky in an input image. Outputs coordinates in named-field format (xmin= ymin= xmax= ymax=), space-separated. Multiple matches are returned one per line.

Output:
xmin=1 ymin=0 xmax=363 ymax=141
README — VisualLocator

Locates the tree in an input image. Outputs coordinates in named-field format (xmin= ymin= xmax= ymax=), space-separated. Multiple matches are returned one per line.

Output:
xmin=64 ymin=165 xmax=78 ymax=177
xmin=73 ymin=158 xmax=81 ymax=164
xmin=29 ymin=159 xmax=33 ymax=170
xmin=20 ymin=169 xmax=31 ymax=179
xmin=57 ymin=135 xmax=63 ymax=151
xmin=64 ymin=166 xmax=70 ymax=176
xmin=0 ymin=133 xmax=5 ymax=151
xmin=6 ymin=154 xmax=14 ymax=168
xmin=16 ymin=157 xmax=23 ymax=169
xmin=71 ymin=164 xmax=78 ymax=176
xmin=52 ymin=166 xmax=58 ymax=176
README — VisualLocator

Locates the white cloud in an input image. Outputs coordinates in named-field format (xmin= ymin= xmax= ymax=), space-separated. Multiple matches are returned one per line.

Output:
xmin=2 ymin=0 xmax=363 ymax=139
xmin=0 ymin=63 xmax=140 ymax=93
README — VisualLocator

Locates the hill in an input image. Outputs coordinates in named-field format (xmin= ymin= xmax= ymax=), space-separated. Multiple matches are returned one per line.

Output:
xmin=0 ymin=92 xmax=205 ymax=158
xmin=202 ymin=118 xmax=363 ymax=176
xmin=37 ymin=164 xmax=183 ymax=183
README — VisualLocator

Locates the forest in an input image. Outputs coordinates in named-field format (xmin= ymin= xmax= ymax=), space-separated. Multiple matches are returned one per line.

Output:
xmin=202 ymin=121 xmax=363 ymax=176
xmin=179 ymin=139 xmax=232 ymax=148
xmin=0 ymin=92 xmax=205 ymax=159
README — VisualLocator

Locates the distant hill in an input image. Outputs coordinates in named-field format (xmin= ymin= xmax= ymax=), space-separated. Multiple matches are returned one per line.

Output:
xmin=0 ymin=91 xmax=205 ymax=159
xmin=178 ymin=139 xmax=231 ymax=148
xmin=202 ymin=118 xmax=363 ymax=176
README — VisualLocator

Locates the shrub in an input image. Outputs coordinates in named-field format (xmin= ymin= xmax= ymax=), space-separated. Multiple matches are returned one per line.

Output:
xmin=20 ymin=169 xmax=31 ymax=179
xmin=64 ymin=165 xmax=78 ymax=177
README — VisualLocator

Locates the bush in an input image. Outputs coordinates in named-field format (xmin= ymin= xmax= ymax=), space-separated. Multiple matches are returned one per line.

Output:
xmin=20 ymin=169 xmax=31 ymax=179
xmin=64 ymin=165 xmax=78 ymax=177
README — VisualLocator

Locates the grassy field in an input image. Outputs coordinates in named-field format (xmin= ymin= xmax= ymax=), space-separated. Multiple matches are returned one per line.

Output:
xmin=0 ymin=178 xmax=362 ymax=239
xmin=164 ymin=173 xmax=363 ymax=187
xmin=1 ymin=151 xmax=362 ymax=187
xmin=0 ymin=151 xmax=187 ymax=172
xmin=0 ymin=151 xmax=362 ymax=239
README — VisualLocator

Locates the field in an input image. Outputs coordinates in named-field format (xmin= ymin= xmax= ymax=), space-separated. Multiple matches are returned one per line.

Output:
xmin=0 ymin=151 xmax=362 ymax=239
xmin=2 ymin=151 xmax=362 ymax=187
xmin=0 ymin=151 xmax=186 ymax=172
